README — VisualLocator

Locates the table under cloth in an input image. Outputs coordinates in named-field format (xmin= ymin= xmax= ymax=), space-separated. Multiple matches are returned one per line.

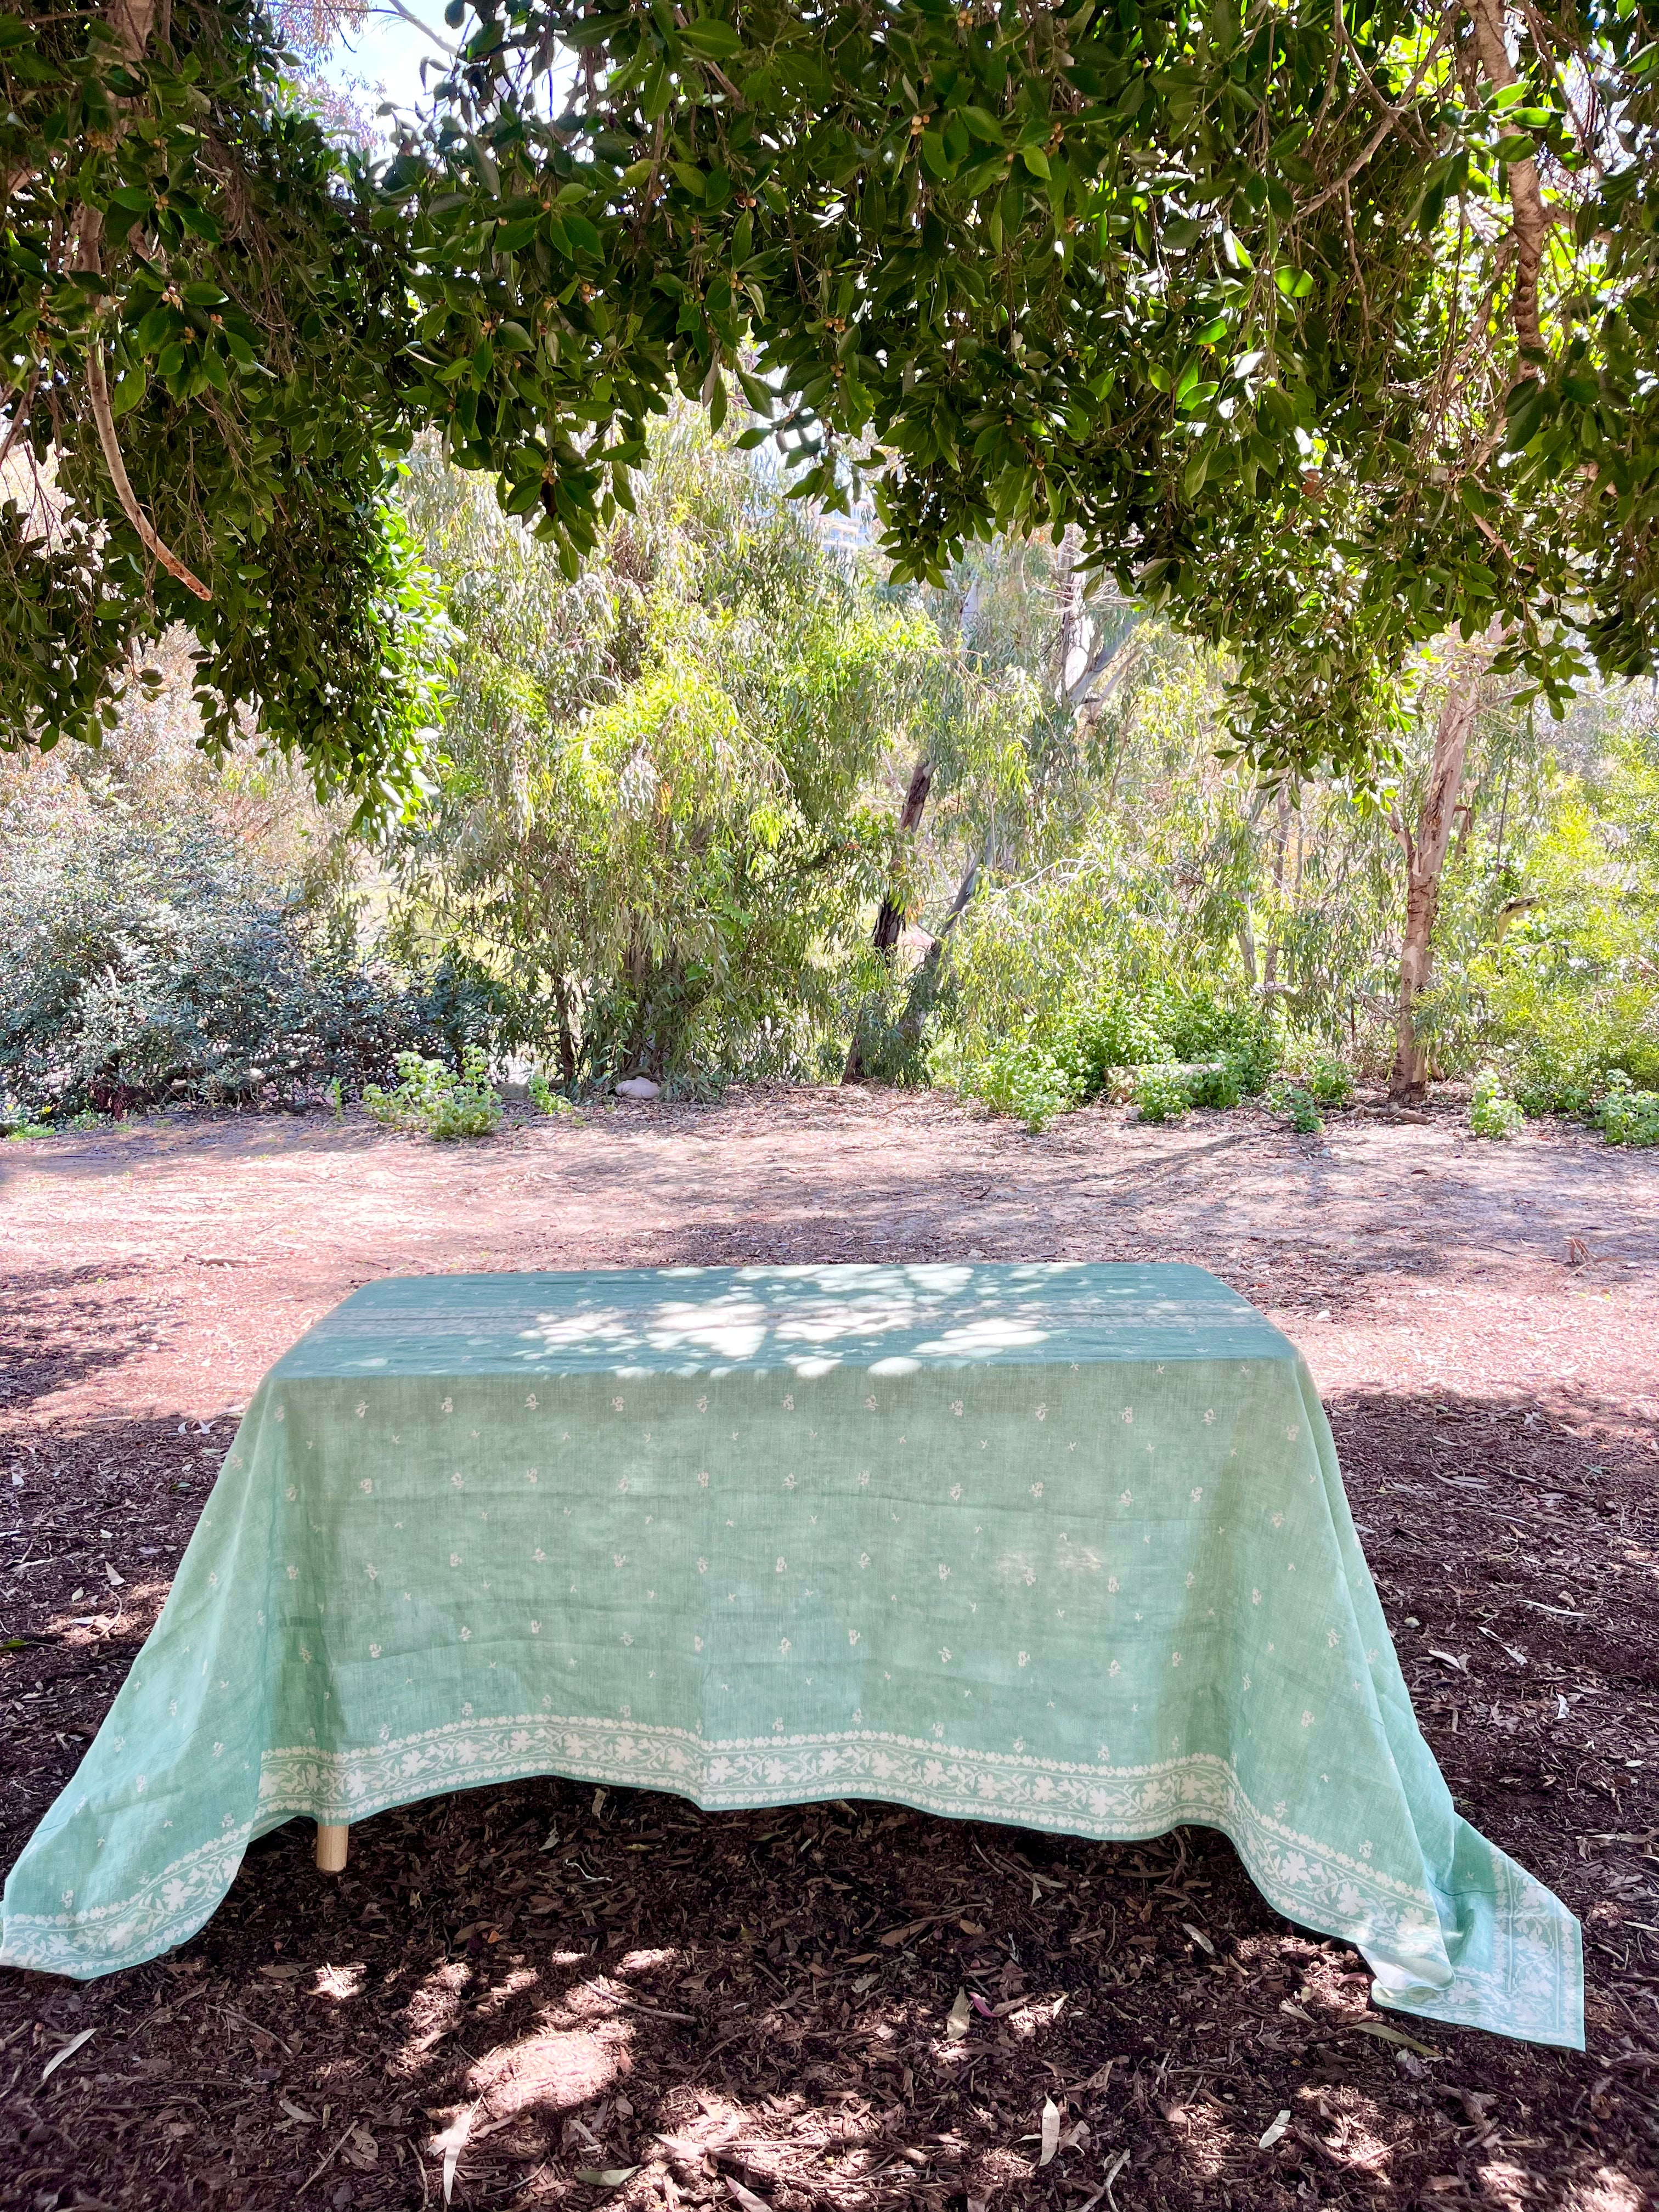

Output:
xmin=0 ymin=1263 xmax=1580 ymax=2044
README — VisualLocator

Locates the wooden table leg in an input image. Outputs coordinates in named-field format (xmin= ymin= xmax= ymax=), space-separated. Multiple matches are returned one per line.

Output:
xmin=315 ymin=1822 xmax=349 ymax=1874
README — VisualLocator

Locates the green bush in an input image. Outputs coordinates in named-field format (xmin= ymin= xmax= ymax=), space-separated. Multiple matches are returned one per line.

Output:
xmin=1598 ymin=1072 xmax=1659 ymax=1147
xmin=1300 ymin=1054 xmax=1355 ymax=1105
xmin=362 ymin=1048 xmax=503 ymax=1139
xmin=968 ymin=1040 xmax=1077 ymax=1132
xmin=1269 ymin=1081 xmax=1325 ymax=1133
xmin=0 ymin=813 xmax=501 ymax=1121
xmin=527 ymin=1069 xmax=577 ymax=1116
xmin=1470 ymin=1071 xmax=1525 ymax=1139
xmin=1047 ymin=983 xmax=1274 ymax=1108
xmin=1134 ymin=1067 xmax=1193 ymax=1124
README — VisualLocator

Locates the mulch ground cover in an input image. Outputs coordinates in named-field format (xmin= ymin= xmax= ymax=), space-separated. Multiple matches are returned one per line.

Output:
xmin=1 ymin=1098 xmax=1655 ymax=2210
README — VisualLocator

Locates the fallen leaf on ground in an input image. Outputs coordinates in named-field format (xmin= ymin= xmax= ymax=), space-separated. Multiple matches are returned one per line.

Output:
xmin=280 ymin=2097 xmax=320 ymax=2124
xmin=1039 ymin=2096 xmax=1060 ymax=2166
xmin=1182 ymin=1921 xmax=1215 ymax=1954
xmin=1347 ymin=2019 xmax=1440 ymax=2057
xmin=40 ymin=2027 xmax=95 ymax=2083
xmin=103 ymin=1561 xmax=125 ymax=1587
xmin=724 ymin=2179 xmax=770 ymax=2211
xmin=575 ymin=2170 xmax=641 ymax=2190
xmin=946 ymin=1988 xmax=972 ymax=2040
xmin=1259 ymin=2109 xmax=1291 ymax=2150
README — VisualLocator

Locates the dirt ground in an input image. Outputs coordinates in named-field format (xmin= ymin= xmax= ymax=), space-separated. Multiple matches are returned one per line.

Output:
xmin=1 ymin=1085 xmax=1656 ymax=2212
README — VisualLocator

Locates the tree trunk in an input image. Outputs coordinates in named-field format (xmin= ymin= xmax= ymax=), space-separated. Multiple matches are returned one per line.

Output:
xmin=844 ymin=755 xmax=933 ymax=1081
xmin=1389 ymin=635 xmax=1497 ymax=1100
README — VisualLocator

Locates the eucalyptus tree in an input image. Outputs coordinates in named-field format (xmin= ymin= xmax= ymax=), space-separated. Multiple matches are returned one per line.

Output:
xmin=4 ymin=0 xmax=1656 ymax=794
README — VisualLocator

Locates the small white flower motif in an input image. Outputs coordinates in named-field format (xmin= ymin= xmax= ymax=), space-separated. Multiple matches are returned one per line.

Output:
xmin=1204 ymin=1408 xmax=1215 ymax=1424
xmin=697 ymin=1469 xmax=709 ymax=1487
xmin=951 ymin=1400 xmax=963 ymax=1417
xmin=526 ymin=1393 xmax=538 ymax=1408
xmin=1120 ymin=1489 xmax=1133 ymax=1505
xmin=274 ymin=1407 xmax=285 ymax=1422
xmin=1301 ymin=1709 xmax=1314 ymax=1728
xmin=1243 ymin=1673 xmax=1252 ymax=1690
xmin=697 ymin=1396 xmax=708 ymax=1412
xmin=859 ymin=1552 xmax=871 ymax=1570
xmin=1367 ymin=1646 xmax=1379 ymax=1663
xmin=1121 ymin=1407 xmax=1133 ymax=1425
xmin=1015 ymin=1737 xmax=1025 ymax=1753
xmin=441 ymin=1398 xmax=452 ymax=1414
xmin=450 ymin=1553 xmax=461 ymax=1567
xmin=459 ymin=1627 xmax=471 ymax=1642
xmin=300 ymin=1646 xmax=312 ymax=1664
xmin=780 ymin=1638 xmax=791 ymax=1654
xmin=776 ymin=1556 xmax=787 ymax=1574
xmin=461 ymin=1701 xmax=473 ymax=1718
xmin=697 ymin=1556 xmax=708 ymax=1573
xmin=1271 ymin=1511 xmax=1284 ymax=1529
xmin=1171 ymin=1651 xmax=1183 ymax=1668
xmin=451 ymin=1472 xmax=464 ymax=1489
xmin=618 ymin=1475 xmax=630 ymax=1492
xmin=285 ymin=1486 xmax=297 ymax=1502
xmin=1035 ymin=1402 xmax=1047 ymax=1421
xmin=1023 ymin=1567 xmax=1036 ymax=1587
xmin=1109 ymin=1660 xmax=1120 ymax=1677
xmin=848 ymin=1629 xmax=860 ymax=1645
xmin=208 ymin=1571 xmax=219 ymax=1588
xmin=611 ymin=1395 xmax=627 ymax=1412
xmin=949 ymin=1482 xmax=963 ymax=1502
xmin=782 ymin=1393 xmax=794 ymax=1410
xmin=526 ymin=1470 xmax=538 ymax=1486
xmin=354 ymin=1400 xmax=367 ymax=1419
xmin=1251 ymin=1587 xmax=1261 ymax=1605
xmin=286 ymin=1564 xmax=299 ymax=1581
xmin=857 ymin=1470 xmax=871 ymax=1488
xmin=1360 ymin=1839 xmax=1374 ymax=1859
xmin=1274 ymin=1799 xmax=1288 ymax=1819
xmin=366 ymin=1564 xmax=379 ymax=1581
xmin=1288 ymin=1561 xmax=1296 ymax=1573
xmin=1107 ymin=1575 xmax=1119 ymax=1594
xmin=1185 ymin=1571 xmax=1195 ymax=1589
xmin=693 ymin=1635 xmax=704 ymax=1652
xmin=1190 ymin=1486 xmax=1203 ymax=1503
xmin=530 ymin=1621 xmax=540 ymax=1634
xmin=1327 ymin=1629 xmax=1340 ymax=1648
xmin=369 ymin=1643 xmax=381 ymax=1659
xmin=169 ymin=1700 xmax=179 ymax=1718
xmin=1018 ymin=1651 xmax=1030 ymax=1668
xmin=939 ymin=1647 xmax=951 ymax=1664
xmin=533 ymin=1548 xmax=545 ymax=1563
xmin=938 ymin=1564 xmax=950 ymax=1580
xmin=621 ymin=1630 xmax=634 ymax=1645
xmin=862 ymin=1393 xmax=878 ymax=1412
xmin=1030 ymin=1481 xmax=1043 ymax=1498
xmin=783 ymin=1474 xmax=797 ymax=1489
xmin=135 ymin=1775 xmax=146 ymax=1794
xmin=1288 ymin=1424 xmax=1300 ymax=1441
xmin=614 ymin=1552 xmax=628 ymax=1568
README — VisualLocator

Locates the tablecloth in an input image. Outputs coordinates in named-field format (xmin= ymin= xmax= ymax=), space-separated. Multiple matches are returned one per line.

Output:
xmin=0 ymin=1263 xmax=1582 ymax=2045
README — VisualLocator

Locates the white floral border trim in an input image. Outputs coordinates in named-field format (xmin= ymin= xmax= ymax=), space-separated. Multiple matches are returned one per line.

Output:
xmin=0 ymin=1714 xmax=1582 ymax=2045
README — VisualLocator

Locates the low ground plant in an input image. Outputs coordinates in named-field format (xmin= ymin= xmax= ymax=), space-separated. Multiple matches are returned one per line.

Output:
xmin=1133 ymin=1067 xmax=1192 ymax=1124
xmin=1470 ymin=1071 xmax=1525 ymax=1139
xmin=1598 ymin=1073 xmax=1659 ymax=1148
xmin=362 ymin=1049 xmax=503 ymax=1140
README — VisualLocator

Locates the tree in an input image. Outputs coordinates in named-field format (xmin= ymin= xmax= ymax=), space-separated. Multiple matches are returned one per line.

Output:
xmin=4 ymin=0 xmax=1657 ymax=789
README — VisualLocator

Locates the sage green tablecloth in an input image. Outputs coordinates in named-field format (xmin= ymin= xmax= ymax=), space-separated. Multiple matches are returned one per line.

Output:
xmin=0 ymin=1264 xmax=1581 ymax=2044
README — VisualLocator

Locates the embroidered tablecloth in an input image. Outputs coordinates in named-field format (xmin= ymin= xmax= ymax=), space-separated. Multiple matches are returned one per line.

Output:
xmin=0 ymin=1263 xmax=1581 ymax=2044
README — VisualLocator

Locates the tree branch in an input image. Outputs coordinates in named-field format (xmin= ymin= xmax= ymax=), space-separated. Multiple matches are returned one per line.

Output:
xmin=1467 ymin=0 xmax=1550 ymax=358
xmin=83 ymin=336 xmax=212 ymax=600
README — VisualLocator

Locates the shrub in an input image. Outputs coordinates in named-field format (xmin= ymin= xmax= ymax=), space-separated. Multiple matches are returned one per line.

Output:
xmin=968 ymin=1040 xmax=1076 ymax=1132
xmin=362 ymin=1048 xmax=503 ymax=1139
xmin=0 ymin=812 xmax=503 ymax=1121
xmin=1599 ymin=1072 xmax=1659 ymax=1148
xmin=1134 ymin=1067 xmax=1193 ymax=1124
xmin=1470 ymin=1071 xmax=1525 ymax=1139
xmin=1300 ymin=1054 xmax=1355 ymax=1105
xmin=1269 ymin=1081 xmax=1324 ymax=1134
